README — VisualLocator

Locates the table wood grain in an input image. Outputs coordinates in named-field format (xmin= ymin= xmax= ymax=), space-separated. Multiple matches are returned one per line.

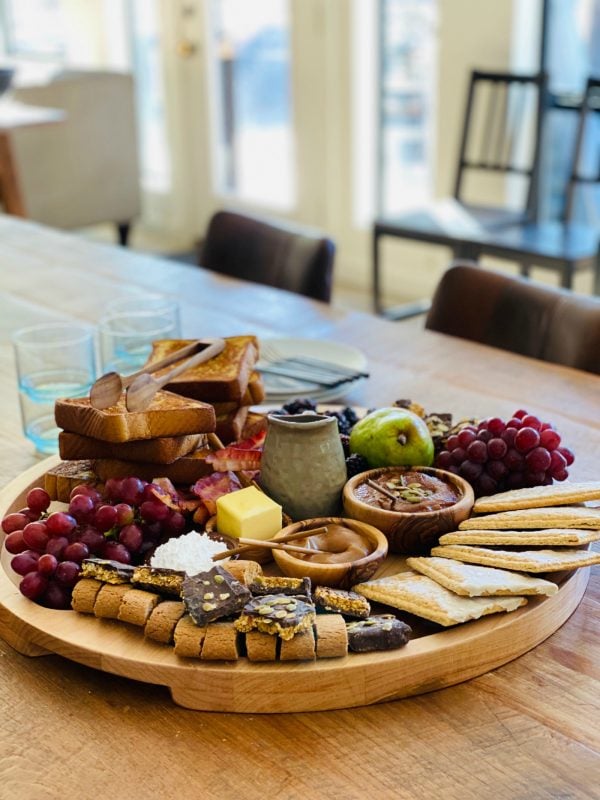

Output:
xmin=0 ymin=215 xmax=598 ymax=799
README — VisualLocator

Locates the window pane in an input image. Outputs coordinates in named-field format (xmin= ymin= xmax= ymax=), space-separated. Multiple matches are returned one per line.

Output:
xmin=378 ymin=0 xmax=437 ymax=215
xmin=545 ymin=0 xmax=600 ymax=96
xmin=2 ymin=0 xmax=65 ymax=58
xmin=209 ymin=0 xmax=295 ymax=208
xmin=129 ymin=0 xmax=171 ymax=193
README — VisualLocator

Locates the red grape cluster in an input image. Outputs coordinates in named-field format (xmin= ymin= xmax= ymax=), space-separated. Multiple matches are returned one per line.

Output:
xmin=2 ymin=478 xmax=188 ymax=609
xmin=435 ymin=409 xmax=574 ymax=498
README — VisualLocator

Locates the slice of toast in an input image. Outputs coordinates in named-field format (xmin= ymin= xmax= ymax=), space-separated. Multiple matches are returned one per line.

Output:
xmin=145 ymin=336 xmax=259 ymax=402
xmin=58 ymin=430 xmax=205 ymax=464
xmin=213 ymin=372 xmax=265 ymax=414
xmin=55 ymin=390 xmax=215 ymax=443
xmin=215 ymin=405 xmax=250 ymax=444
xmin=91 ymin=446 xmax=213 ymax=484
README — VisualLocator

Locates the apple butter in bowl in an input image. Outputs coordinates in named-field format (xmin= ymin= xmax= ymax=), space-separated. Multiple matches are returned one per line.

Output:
xmin=343 ymin=467 xmax=474 ymax=554
xmin=272 ymin=517 xmax=388 ymax=589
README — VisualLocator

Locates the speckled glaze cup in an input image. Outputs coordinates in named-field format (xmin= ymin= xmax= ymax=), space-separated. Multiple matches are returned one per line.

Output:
xmin=259 ymin=412 xmax=348 ymax=521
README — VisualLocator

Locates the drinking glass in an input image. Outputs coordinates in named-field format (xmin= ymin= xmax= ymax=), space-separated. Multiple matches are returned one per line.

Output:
xmin=12 ymin=323 xmax=97 ymax=454
xmin=99 ymin=295 xmax=181 ymax=374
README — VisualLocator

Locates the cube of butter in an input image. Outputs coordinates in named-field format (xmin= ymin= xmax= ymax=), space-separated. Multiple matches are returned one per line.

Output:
xmin=216 ymin=486 xmax=282 ymax=540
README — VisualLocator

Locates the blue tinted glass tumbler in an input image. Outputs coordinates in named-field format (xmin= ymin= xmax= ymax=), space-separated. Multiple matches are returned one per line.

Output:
xmin=12 ymin=323 xmax=97 ymax=454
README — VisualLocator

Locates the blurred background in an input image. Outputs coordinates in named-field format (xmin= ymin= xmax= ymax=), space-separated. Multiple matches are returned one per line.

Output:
xmin=0 ymin=0 xmax=598 ymax=310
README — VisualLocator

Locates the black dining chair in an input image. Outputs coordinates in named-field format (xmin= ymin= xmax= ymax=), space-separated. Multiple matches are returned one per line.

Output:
xmin=198 ymin=210 xmax=336 ymax=303
xmin=373 ymin=70 xmax=548 ymax=318
xmin=460 ymin=76 xmax=600 ymax=293
xmin=425 ymin=261 xmax=600 ymax=374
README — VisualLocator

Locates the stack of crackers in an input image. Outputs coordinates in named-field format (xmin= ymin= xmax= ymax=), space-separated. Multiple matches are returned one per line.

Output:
xmin=144 ymin=335 xmax=266 ymax=443
xmin=354 ymin=482 xmax=600 ymax=627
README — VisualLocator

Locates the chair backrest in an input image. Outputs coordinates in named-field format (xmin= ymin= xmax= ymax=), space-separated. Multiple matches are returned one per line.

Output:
xmin=10 ymin=70 xmax=141 ymax=229
xmin=563 ymin=76 xmax=600 ymax=223
xmin=454 ymin=70 xmax=547 ymax=219
xmin=199 ymin=210 xmax=336 ymax=302
xmin=425 ymin=261 xmax=600 ymax=375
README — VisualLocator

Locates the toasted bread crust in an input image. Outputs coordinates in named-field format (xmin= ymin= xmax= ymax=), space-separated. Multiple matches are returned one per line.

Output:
xmin=55 ymin=390 xmax=215 ymax=443
xmin=146 ymin=336 xmax=259 ymax=402
xmin=91 ymin=446 xmax=213 ymax=484
xmin=59 ymin=431 xmax=204 ymax=464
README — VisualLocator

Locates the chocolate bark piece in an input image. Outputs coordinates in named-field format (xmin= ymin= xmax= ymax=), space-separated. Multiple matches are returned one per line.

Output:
xmin=132 ymin=565 xmax=185 ymax=598
xmin=314 ymin=586 xmax=370 ymax=619
xmin=234 ymin=594 xmax=316 ymax=641
xmin=182 ymin=565 xmax=251 ymax=627
xmin=80 ymin=558 xmax=134 ymax=585
xmin=346 ymin=615 xmax=411 ymax=653
xmin=249 ymin=575 xmax=311 ymax=597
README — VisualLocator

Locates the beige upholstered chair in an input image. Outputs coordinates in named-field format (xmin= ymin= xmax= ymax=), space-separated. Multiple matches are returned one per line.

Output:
xmin=10 ymin=70 xmax=141 ymax=245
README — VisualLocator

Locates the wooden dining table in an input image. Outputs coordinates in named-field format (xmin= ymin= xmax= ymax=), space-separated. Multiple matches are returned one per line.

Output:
xmin=0 ymin=214 xmax=598 ymax=800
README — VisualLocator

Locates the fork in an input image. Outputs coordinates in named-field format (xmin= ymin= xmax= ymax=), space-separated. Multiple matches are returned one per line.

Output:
xmin=258 ymin=341 xmax=369 ymax=387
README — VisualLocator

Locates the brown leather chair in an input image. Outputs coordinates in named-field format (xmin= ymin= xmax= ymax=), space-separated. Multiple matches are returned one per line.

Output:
xmin=199 ymin=210 xmax=335 ymax=302
xmin=425 ymin=262 xmax=600 ymax=374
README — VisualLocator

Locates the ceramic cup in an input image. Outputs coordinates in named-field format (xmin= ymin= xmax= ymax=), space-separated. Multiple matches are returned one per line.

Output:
xmin=12 ymin=322 xmax=97 ymax=454
xmin=259 ymin=411 xmax=348 ymax=520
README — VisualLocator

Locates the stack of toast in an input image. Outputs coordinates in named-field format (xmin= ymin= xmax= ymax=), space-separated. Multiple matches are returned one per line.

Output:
xmin=49 ymin=390 xmax=216 ymax=500
xmin=144 ymin=335 xmax=265 ymax=443
xmin=48 ymin=335 xmax=265 ymax=500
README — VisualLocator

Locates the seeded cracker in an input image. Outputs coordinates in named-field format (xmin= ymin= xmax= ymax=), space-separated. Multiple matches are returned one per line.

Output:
xmin=354 ymin=571 xmax=527 ymax=627
xmin=430 ymin=544 xmax=600 ymax=572
xmin=406 ymin=557 xmax=558 ymax=597
xmin=182 ymin=565 xmax=251 ymax=626
xmin=234 ymin=594 xmax=316 ymax=641
xmin=438 ymin=529 xmax=600 ymax=547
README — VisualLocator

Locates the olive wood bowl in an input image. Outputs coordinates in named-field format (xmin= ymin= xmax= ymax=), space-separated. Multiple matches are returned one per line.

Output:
xmin=342 ymin=466 xmax=474 ymax=554
xmin=205 ymin=510 xmax=293 ymax=565
xmin=272 ymin=517 xmax=388 ymax=589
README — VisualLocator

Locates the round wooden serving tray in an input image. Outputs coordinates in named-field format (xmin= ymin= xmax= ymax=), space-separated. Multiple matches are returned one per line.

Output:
xmin=0 ymin=457 xmax=590 ymax=714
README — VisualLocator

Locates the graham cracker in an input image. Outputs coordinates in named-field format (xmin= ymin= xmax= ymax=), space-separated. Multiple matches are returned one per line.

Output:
xmin=473 ymin=482 xmax=600 ymax=513
xmin=458 ymin=506 xmax=600 ymax=530
xmin=406 ymin=556 xmax=558 ymax=597
xmin=438 ymin=529 xmax=600 ymax=547
xmin=353 ymin=571 xmax=527 ymax=627
xmin=430 ymin=544 xmax=600 ymax=572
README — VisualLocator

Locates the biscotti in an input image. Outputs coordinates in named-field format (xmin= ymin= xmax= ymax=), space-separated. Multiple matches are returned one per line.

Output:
xmin=55 ymin=390 xmax=216 ymax=443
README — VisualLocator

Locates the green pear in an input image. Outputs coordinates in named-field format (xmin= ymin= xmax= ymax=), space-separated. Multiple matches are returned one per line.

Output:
xmin=349 ymin=407 xmax=434 ymax=468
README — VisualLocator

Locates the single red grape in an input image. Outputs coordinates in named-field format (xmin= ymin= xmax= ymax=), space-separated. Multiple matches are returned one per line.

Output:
xmin=436 ymin=450 xmax=452 ymax=469
xmin=521 ymin=414 xmax=541 ymax=431
xmin=451 ymin=447 xmax=467 ymax=465
xmin=457 ymin=429 xmax=477 ymax=449
xmin=63 ymin=541 xmax=89 ymax=564
xmin=476 ymin=429 xmax=493 ymax=443
xmin=69 ymin=484 xmax=102 ymax=505
xmin=26 ymin=487 xmax=51 ymax=514
xmin=487 ymin=438 xmax=508 ymax=459
xmin=459 ymin=460 xmax=483 ymax=482
xmin=514 ymin=427 xmax=540 ymax=453
xmin=11 ymin=551 xmax=40 ymax=576
xmin=45 ymin=536 xmax=69 ymax=560
xmin=446 ymin=434 xmax=460 ymax=451
xmin=115 ymin=503 xmax=135 ymax=527
xmin=103 ymin=542 xmax=131 ymax=564
xmin=19 ymin=572 xmax=48 ymax=600
xmin=513 ymin=409 xmax=528 ymax=419
xmin=37 ymin=553 xmax=58 ymax=577
xmin=120 ymin=477 xmax=145 ymax=506
xmin=22 ymin=521 xmax=49 ymax=552
xmin=4 ymin=530 xmax=27 ymax=554
xmin=525 ymin=447 xmax=552 ymax=473
xmin=549 ymin=450 xmax=568 ymax=476
xmin=94 ymin=504 xmax=118 ymax=532
xmin=118 ymin=523 xmax=143 ymax=553
xmin=55 ymin=560 xmax=81 ymax=588
xmin=68 ymin=493 xmax=95 ymax=523
xmin=505 ymin=448 xmax=524 ymax=472
xmin=553 ymin=469 xmax=569 ymax=481
xmin=487 ymin=417 xmax=505 ymax=436
xmin=103 ymin=478 xmax=124 ymax=502
xmin=557 ymin=446 xmax=575 ymax=466
xmin=466 ymin=440 xmax=487 ymax=464
xmin=46 ymin=511 xmax=77 ymax=538
xmin=42 ymin=582 xmax=71 ymax=610
xmin=163 ymin=511 xmax=186 ymax=536
xmin=140 ymin=500 xmax=170 ymax=523
xmin=539 ymin=429 xmax=561 ymax=451
xmin=2 ymin=511 xmax=30 ymax=534
xmin=505 ymin=417 xmax=523 ymax=430
xmin=77 ymin=526 xmax=106 ymax=555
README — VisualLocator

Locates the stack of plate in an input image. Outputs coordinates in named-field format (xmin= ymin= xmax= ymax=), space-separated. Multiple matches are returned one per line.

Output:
xmin=257 ymin=337 xmax=368 ymax=404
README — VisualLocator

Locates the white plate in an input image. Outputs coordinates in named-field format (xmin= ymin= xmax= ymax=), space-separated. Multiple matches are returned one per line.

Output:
xmin=258 ymin=337 xmax=368 ymax=403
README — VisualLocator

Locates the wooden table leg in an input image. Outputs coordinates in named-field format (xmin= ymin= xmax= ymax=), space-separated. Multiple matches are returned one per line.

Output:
xmin=0 ymin=131 xmax=27 ymax=216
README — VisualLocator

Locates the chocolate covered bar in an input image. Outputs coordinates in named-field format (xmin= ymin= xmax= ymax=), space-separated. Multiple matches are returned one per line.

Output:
xmin=234 ymin=594 xmax=316 ymax=641
xmin=132 ymin=565 xmax=185 ymax=598
xmin=249 ymin=575 xmax=312 ymax=597
xmin=80 ymin=558 xmax=134 ymax=585
xmin=314 ymin=586 xmax=370 ymax=619
xmin=346 ymin=615 xmax=411 ymax=653
xmin=182 ymin=565 xmax=251 ymax=627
